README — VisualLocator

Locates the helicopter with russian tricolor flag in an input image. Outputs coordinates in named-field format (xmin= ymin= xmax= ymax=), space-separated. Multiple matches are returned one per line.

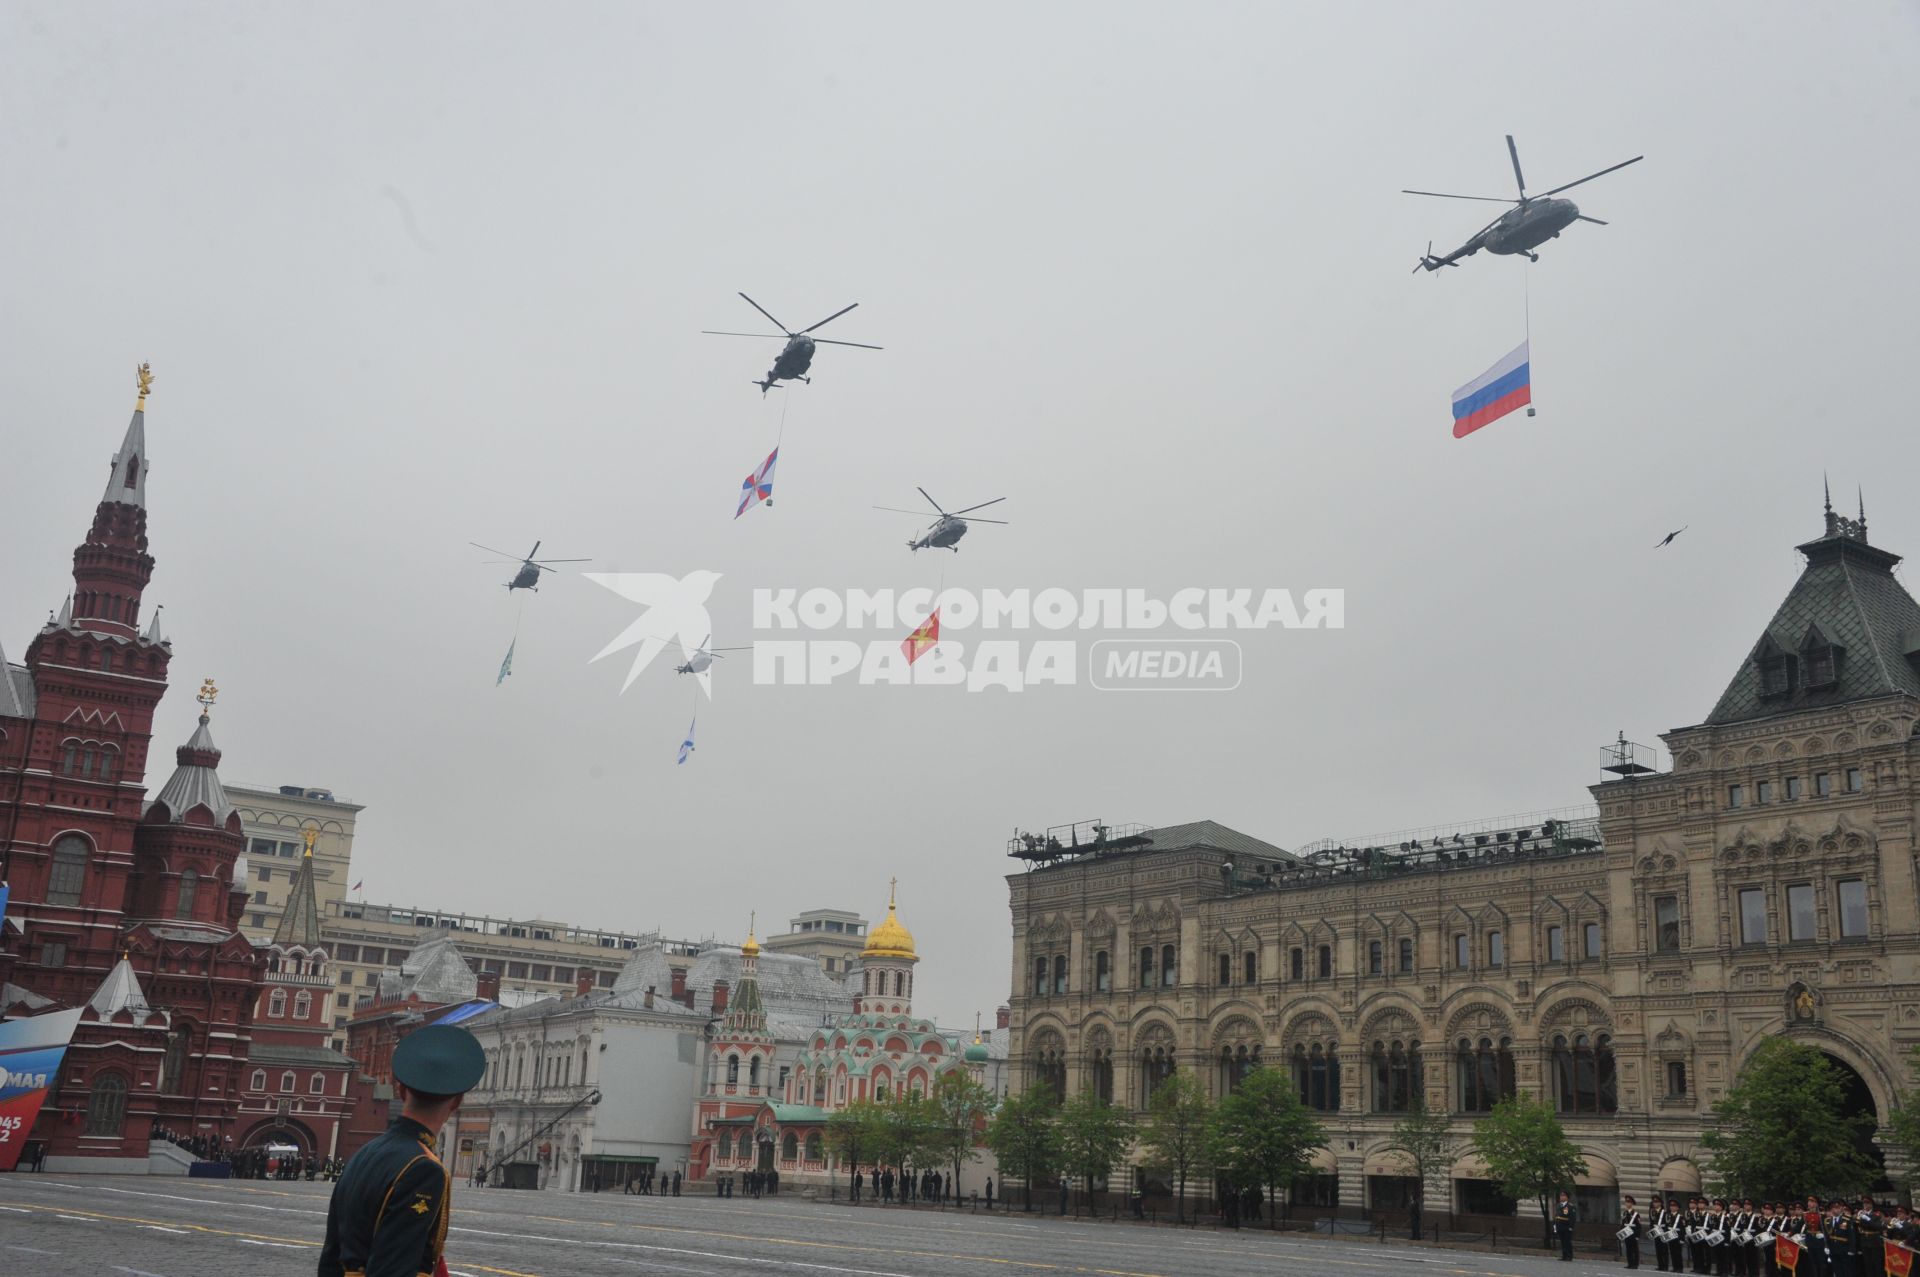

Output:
xmin=1406 ymin=135 xmax=1642 ymax=272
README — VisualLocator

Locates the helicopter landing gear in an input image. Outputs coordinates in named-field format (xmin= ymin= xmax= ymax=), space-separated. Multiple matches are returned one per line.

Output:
xmin=1524 ymin=251 xmax=1539 ymax=262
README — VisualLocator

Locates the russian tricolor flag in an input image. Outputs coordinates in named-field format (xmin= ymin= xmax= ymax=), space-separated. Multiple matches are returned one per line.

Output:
xmin=1451 ymin=341 xmax=1531 ymax=439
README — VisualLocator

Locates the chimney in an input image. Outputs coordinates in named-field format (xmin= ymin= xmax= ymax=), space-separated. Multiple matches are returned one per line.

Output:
xmin=996 ymin=1005 xmax=1011 ymax=1030
xmin=476 ymin=970 xmax=501 ymax=1002
xmin=670 ymin=967 xmax=687 ymax=1000
xmin=575 ymin=971 xmax=595 ymax=999
xmin=712 ymin=979 xmax=730 ymax=1014
xmin=644 ymin=985 xmax=656 ymax=1010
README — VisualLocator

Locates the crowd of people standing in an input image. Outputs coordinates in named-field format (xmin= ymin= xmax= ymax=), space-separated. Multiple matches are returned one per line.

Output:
xmin=847 ymin=1166 xmax=953 ymax=1204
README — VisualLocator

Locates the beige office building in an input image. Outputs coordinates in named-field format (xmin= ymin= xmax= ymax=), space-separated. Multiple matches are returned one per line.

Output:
xmin=229 ymin=782 xmax=363 ymax=943
xmin=760 ymin=908 xmax=870 ymax=974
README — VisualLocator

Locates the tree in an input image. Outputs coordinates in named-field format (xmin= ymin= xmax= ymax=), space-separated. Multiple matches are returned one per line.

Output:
xmin=929 ymin=1072 xmax=995 ymax=1204
xmin=1381 ymin=1097 xmax=1452 ymax=1233
xmin=1139 ymin=1071 xmax=1213 ymax=1223
xmin=1886 ymin=1042 xmax=1920 ymax=1196
xmin=1470 ymin=1092 xmax=1588 ymax=1248
xmin=1056 ymin=1085 xmax=1138 ymax=1217
xmin=1209 ymin=1067 xmax=1327 ymax=1229
xmin=873 ymin=1091 xmax=934 ymax=1188
xmin=1702 ymin=1037 xmax=1876 ymax=1202
xmin=986 ymin=1084 xmax=1062 ymax=1211
xmin=825 ymin=1098 xmax=884 ymax=1198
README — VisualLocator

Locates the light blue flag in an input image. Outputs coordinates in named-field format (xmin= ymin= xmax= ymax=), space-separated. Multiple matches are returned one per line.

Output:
xmin=678 ymin=717 xmax=696 ymax=765
xmin=497 ymin=638 xmax=515 ymax=685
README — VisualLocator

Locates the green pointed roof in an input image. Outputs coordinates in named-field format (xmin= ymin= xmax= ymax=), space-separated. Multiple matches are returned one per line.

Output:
xmin=272 ymin=840 xmax=323 ymax=949
xmin=1704 ymin=506 xmax=1920 ymax=726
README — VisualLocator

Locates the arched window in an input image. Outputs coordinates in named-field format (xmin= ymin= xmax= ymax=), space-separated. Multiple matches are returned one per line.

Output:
xmin=175 ymin=869 xmax=199 ymax=920
xmin=782 ymin=1132 xmax=799 ymax=1162
xmin=813 ymin=1074 xmax=826 ymax=1104
xmin=311 ymin=1073 xmax=326 ymax=1094
xmin=1095 ymin=950 xmax=1111 ymax=993
xmin=293 ymin=991 xmax=312 ymax=1019
xmin=1033 ymin=956 xmax=1048 ymax=995
xmin=727 ymin=1055 xmax=740 ymax=1086
xmin=1138 ymin=1032 xmax=1176 ymax=1106
xmin=805 ymin=1132 xmax=824 ymax=1162
xmin=280 ymin=1071 xmax=296 ymax=1093
xmin=1292 ymin=1043 xmax=1340 ymax=1112
xmin=1160 ymin=944 xmax=1177 ymax=988
xmin=1089 ymin=1044 xmax=1114 ymax=1103
xmin=718 ymin=1130 xmax=734 ymax=1158
xmin=1030 ymin=1033 xmax=1067 ymax=1102
xmin=268 ymin=988 xmax=287 ymax=1018
xmin=749 ymin=1056 xmax=761 ymax=1088
xmin=1138 ymin=947 xmax=1154 ymax=988
xmin=1456 ymin=1036 xmax=1515 ymax=1112
xmin=1551 ymin=1032 xmax=1617 ymax=1114
xmin=1317 ymin=944 xmax=1333 ymax=978
xmin=80 ymin=747 xmax=96 ymax=778
xmin=99 ymin=749 xmax=115 ymax=781
xmin=1219 ymin=1043 xmax=1260 ymax=1093
xmin=1052 ymin=954 xmax=1067 ymax=994
xmin=60 ymin=743 xmax=77 ymax=776
xmin=1370 ymin=1040 xmax=1423 ymax=1113
xmin=1245 ymin=950 xmax=1258 ymax=984
xmin=47 ymin=835 xmax=88 ymax=906
xmin=251 ymin=1069 xmax=267 ymax=1092
xmin=85 ymin=1073 xmax=128 ymax=1136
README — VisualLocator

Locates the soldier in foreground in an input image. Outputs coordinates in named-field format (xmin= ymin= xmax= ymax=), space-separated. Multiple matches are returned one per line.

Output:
xmin=319 ymin=1025 xmax=487 ymax=1277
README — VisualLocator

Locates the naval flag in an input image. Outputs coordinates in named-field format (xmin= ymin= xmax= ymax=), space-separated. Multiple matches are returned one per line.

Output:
xmin=678 ymin=718 xmax=697 ymax=765
xmin=737 ymin=447 xmax=778 ymax=518
xmin=497 ymin=637 xmax=515 ymax=685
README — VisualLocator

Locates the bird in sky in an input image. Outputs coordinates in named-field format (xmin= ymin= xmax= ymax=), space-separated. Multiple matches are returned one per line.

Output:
xmin=1655 ymin=526 xmax=1688 ymax=548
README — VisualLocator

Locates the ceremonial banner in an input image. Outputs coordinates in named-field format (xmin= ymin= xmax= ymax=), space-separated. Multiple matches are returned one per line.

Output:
xmin=0 ymin=1008 xmax=83 ymax=1171
xmin=1451 ymin=340 xmax=1532 ymax=438
xmin=902 ymin=608 xmax=940 ymax=664
xmin=1887 ymin=1240 xmax=1916 ymax=1277
xmin=1775 ymin=1235 xmax=1802 ymax=1274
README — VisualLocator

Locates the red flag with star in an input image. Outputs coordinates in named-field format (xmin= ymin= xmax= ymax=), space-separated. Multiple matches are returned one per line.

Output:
xmin=902 ymin=608 xmax=940 ymax=664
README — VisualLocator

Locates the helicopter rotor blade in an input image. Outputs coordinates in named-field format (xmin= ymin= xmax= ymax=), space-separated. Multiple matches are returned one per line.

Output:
xmin=811 ymin=338 xmax=884 ymax=350
xmin=1536 ymin=155 xmax=1644 ymax=199
xmin=529 ymin=558 xmax=592 ymax=566
xmin=917 ymin=487 xmax=948 ymax=516
xmin=469 ymin=542 xmax=520 ymax=559
xmin=1400 ymin=189 xmax=1516 ymax=203
xmin=702 ymin=330 xmax=786 ymax=340
xmin=958 ymin=517 xmax=1010 ymax=525
xmin=950 ymin=497 xmax=1007 ymax=515
xmin=1507 ymin=134 xmax=1526 ymax=200
xmin=873 ymin=506 xmax=935 ymax=516
xmin=736 ymin=292 xmax=791 ymax=335
xmin=798 ymin=302 xmax=859 ymax=334
xmin=1575 ymin=215 xmax=1610 ymax=225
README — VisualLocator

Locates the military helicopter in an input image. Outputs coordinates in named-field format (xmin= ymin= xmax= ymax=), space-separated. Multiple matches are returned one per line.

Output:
xmin=469 ymin=541 xmax=591 ymax=592
xmin=673 ymin=635 xmax=750 ymax=676
xmin=702 ymin=292 xmax=882 ymax=394
xmin=874 ymin=488 xmax=1008 ymax=552
xmin=1406 ymin=135 xmax=1642 ymax=272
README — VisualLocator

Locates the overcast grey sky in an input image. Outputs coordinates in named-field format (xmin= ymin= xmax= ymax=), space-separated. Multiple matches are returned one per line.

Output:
xmin=4 ymin=2 xmax=1919 ymax=1029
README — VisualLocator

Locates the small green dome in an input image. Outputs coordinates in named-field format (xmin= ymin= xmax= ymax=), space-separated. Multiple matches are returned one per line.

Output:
xmin=965 ymin=1041 xmax=990 ymax=1063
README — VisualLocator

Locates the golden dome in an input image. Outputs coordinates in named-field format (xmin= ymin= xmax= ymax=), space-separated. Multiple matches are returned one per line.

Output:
xmin=862 ymin=886 xmax=917 ymax=961
xmin=741 ymin=912 xmax=761 ymax=958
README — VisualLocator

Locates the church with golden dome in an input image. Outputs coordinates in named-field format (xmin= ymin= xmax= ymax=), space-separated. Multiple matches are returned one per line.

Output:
xmin=689 ymin=884 xmax=998 ymax=1188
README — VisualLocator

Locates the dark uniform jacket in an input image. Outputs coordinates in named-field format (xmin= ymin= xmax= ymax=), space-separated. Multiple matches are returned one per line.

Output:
xmin=1555 ymin=1200 xmax=1578 ymax=1230
xmin=319 ymin=1116 xmax=451 ymax=1277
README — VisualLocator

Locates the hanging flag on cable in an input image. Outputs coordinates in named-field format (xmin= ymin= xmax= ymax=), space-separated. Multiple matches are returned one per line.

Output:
xmin=902 ymin=608 xmax=941 ymax=664
xmin=736 ymin=446 xmax=778 ymax=518
xmin=497 ymin=637 xmax=516 ymax=685
xmin=1450 ymin=340 xmax=1532 ymax=438
xmin=677 ymin=718 xmax=697 ymax=765
xmin=351 ymin=880 xmax=364 ymax=893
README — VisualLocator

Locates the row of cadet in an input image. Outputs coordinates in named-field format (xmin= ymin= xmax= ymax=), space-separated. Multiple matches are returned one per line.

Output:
xmin=1613 ymin=1192 xmax=1911 ymax=1276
